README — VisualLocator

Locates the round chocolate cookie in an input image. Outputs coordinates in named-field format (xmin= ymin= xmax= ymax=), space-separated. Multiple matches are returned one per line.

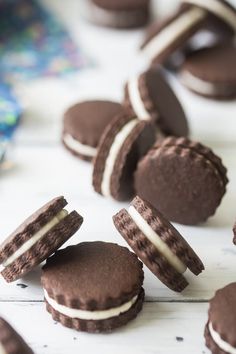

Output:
xmin=180 ymin=44 xmax=236 ymax=99
xmin=141 ymin=5 xmax=207 ymax=65
xmin=113 ymin=196 xmax=204 ymax=292
xmin=134 ymin=137 xmax=228 ymax=225
xmin=124 ymin=68 xmax=189 ymax=136
xmin=41 ymin=241 xmax=144 ymax=333
xmin=0 ymin=196 xmax=83 ymax=282
xmin=62 ymin=100 xmax=123 ymax=162
xmin=92 ymin=113 xmax=156 ymax=201
xmin=205 ymin=283 xmax=236 ymax=354
xmin=88 ymin=0 xmax=150 ymax=29
xmin=0 ymin=317 xmax=33 ymax=354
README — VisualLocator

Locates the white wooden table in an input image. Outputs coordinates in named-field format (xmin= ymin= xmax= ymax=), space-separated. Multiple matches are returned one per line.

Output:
xmin=1 ymin=1 xmax=236 ymax=353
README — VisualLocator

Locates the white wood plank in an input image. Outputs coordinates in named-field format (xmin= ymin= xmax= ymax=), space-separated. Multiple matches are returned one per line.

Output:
xmin=0 ymin=145 xmax=235 ymax=303
xmin=0 ymin=301 xmax=209 ymax=354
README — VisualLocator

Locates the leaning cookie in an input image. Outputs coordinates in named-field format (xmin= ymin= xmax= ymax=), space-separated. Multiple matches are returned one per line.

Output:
xmin=141 ymin=5 xmax=207 ymax=65
xmin=182 ymin=0 xmax=236 ymax=36
xmin=0 ymin=196 xmax=83 ymax=282
xmin=141 ymin=1 xmax=236 ymax=66
xmin=134 ymin=137 xmax=228 ymax=225
xmin=87 ymin=0 xmax=150 ymax=29
xmin=124 ymin=67 xmax=189 ymax=136
xmin=180 ymin=44 xmax=236 ymax=100
xmin=62 ymin=100 xmax=123 ymax=161
xmin=41 ymin=242 xmax=144 ymax=333
xmin=92 ymin=113 xmax=156 ymax=201
xmin=113 ymin=196 xmax=204 ymax=292
xmin=0 ymin=317 xmax=33 ymax=354
xmin=205 ymin=283 xmax=236 ymax=354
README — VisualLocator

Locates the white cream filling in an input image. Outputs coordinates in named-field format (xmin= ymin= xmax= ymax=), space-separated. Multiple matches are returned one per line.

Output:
xmin=128 ymin=206 xmax=187 ymax=274
xmin=142 ymin=7 xmax=206 ymax=62
xmin=0 ymin=344 xmax=7 ymax=354
xmin=209 ymin=322 xmax=236 ymax=354
xmin=44 ymin=290 xmax=138 ymax=321
xmin=181 ymin=71 xmax=217 ymax=95
xmin=64 ymin=133 xmax=97 ymax=158
xmin=127 ymin=77 xmax=151 ymax=121
xmin=2 ymin=210 xmax=68 ymax=268
xmin=101 ymin=119 xmax=139 ymax=198
xmin=184 ymin=0 xmax=236 ymax=32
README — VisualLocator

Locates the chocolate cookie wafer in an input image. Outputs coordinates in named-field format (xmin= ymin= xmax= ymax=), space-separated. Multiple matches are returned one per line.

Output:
xmin=134 ymin=137 xmax=228 ymax=225
xmin=0 ymin=317 xmax=33 ymax=354
xmin=41 ymin=242 xmax=144 ymax=333
xmin=92 ymin=113 xmax=156 ymax=201
xmin=0 ymin=196 xmax=83 ymax=282
xmin=113 ymin=196 xmax=204 ymax=292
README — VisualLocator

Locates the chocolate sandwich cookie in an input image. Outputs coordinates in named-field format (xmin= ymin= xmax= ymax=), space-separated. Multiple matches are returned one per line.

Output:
xmin=141 ymin=5 xmax=207 ymax=65
xmin=0 ymin=196 xmax=83 ymax=282
xmin=141 ymin=1 xmax=236 ymax=66
xmin=41 ymin=241 xmax=144 ymax=333
xmin=180 ymin=44 xmax=236 ymax=99
xmin=62 ymin=100 xmax=123 ymax=162
xmin=124 ymin=68 xmax=189 ymax=136
xmin=92 ymin=113 xmax=156 ymax=201
xmin=88 ymin=0 xmax=150 ymax=29
xmin=113 ymin=196 xmax=204 ymax=292
xmin=134 ymin=137 xmax=228 ymax=225
xmin=205 ymin=283 xmax=236 ymax=354
xmin=182 ymin=0 xmax=236 ymax=37
xmin=0 ymin=317 xmax=33 ymax=354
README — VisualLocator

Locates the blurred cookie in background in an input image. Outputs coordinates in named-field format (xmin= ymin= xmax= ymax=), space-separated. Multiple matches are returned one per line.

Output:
xmin=180 ymin=44 xmax=236 ymax=100
xmin=62 ymin=100 xmax=123 ymax=162
xmin=87 ymin=0 xmax=151 ymax=29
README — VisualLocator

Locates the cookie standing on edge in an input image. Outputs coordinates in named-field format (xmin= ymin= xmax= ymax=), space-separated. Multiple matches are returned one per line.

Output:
xmin=41 ymin=242 xmax=144 ymax=333
xmin=205 ymin=283 xmax=236 ymax=354
xmin=0 ymin=196 xmax=83 ymax=282
xmin=92 ymin=113 xmax=156 ymax=201
xmin=134 ymin=137 xmax=228 ymax=225
xmin=180 ymin=45 xmax=236 ymax=99
xmin=0 ymin=318 xmax=33 ymax=354
xmin=62 ymin=100 xmax=123 ymax=162
xmin=124 ymin=68 xmax=189 ymax=136
xmin=88 ymin=0 xmax=150 ymax=29
xmin=141 ymin=0 xmax=236 ymax=66
xmin=113 ymin=196 xmax=204 ymax=292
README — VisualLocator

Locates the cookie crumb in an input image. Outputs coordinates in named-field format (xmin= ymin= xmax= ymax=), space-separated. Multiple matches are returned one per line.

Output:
xmin=176 ymin=336 xmax=184 ymax=342
xmin=16 ymin=283 xmax=28 ymax=289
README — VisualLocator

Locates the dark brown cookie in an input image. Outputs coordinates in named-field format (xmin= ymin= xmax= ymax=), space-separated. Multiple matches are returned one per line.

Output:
xmin=92 ymin=113 xmax=156 ymax=201
xmin=180 ymin=44 xmax=236 ymax=99
xmin=233 ymin=222 xmax=236 ymax=245
xmin=62 ymin=100 xmax=123 ymax=162
xmin=0 ymin=317 xmax=33 ymax=354
xmin=182 ymin=0 xmax=236 ymax=37
xmin=41 ymin=241 xmax=144 ymax=333
xmin=134 ymin=137 xmax=228 ymax=225
xmin=141 ymin=5 xmax=207 ymax=65
xmin=124 ymin=67 xmax=189 ymax=136
xmin=204 ymin=283 xmax=236 ymax=354
xmin=88 ymin=0 xmax=150 ymax=29
xmin=113 ymin=196 xmax=204 ymax=292
xmin=0 ymin=196 xmax=83 ymax=282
